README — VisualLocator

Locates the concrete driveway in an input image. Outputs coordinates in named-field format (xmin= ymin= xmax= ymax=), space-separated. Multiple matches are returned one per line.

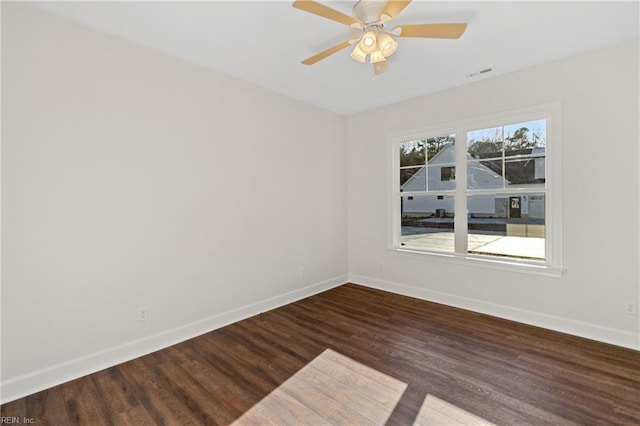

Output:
xmin=400 ymin=232 xmax=545 ymax=260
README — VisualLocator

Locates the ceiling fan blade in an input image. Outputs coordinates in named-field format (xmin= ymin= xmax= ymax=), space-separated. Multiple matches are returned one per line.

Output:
xmin=380 ymin=0 xmax=412 ymax=21
xmin=292 ymin=0 xmax=359 ymax=26
xmin=301 ymin=40 xmax=351 ymax=65
xmin=393 ymin=23 xmax=468 ymax=39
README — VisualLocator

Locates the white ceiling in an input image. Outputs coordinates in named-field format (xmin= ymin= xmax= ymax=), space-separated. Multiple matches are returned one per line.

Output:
xmin=31 ymin=1 xmax=639 ymax=116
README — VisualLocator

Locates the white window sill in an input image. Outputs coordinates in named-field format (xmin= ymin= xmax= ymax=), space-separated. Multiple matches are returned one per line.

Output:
xmin=387 ymin=247 xmax=565 ymax=278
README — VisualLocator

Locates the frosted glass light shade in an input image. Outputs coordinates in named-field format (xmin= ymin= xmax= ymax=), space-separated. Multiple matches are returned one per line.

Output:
xmin=377 ymin=32 xmax=398 ymax=57
xmin=369 ymin=49 xmax=386 ymax=64
xmin=350 ymin=44 xmax=367 ymax=63
xmin=360 ymin=31 xmax=377 ymax=54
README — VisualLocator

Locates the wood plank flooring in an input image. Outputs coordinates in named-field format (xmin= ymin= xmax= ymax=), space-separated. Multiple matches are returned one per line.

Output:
xmin=233 ymin=348 xmax=410 ymax=425
xmin=2 ymin=283 xmax=639 ymax=425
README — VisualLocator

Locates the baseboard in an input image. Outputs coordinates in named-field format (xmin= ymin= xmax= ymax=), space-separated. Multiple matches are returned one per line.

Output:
xmin=349 ymin=274 xmax=639 ymax=351
xmin=1 ymin=275 xmax=348 ymax=404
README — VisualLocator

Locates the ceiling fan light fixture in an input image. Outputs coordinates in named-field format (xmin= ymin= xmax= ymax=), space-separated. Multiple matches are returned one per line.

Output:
xmin=350 ymin=44 xmax=367 ymax=63
xmin=359 ymin=31 xmax=377 ymax=54
xmin=377 ymin=32 xmax=398 ymax=57
xmin=369 ymin=49 xmax=386 ymax=64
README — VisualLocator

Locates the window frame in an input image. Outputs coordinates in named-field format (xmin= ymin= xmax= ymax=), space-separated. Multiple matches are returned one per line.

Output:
xmin=389 ymin=102 xmax=563 ymax=278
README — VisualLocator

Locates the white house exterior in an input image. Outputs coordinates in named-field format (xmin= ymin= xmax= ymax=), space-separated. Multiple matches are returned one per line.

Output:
xmin=401 ymin=144 xmax=545 ymax=219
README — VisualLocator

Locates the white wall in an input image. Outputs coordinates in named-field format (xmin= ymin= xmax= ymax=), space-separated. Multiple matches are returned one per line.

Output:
xmin=2 ymin=0 xmax=639 ymax=406
xmin=348 ymin=41 xmax=639 ymax=349
xmin=1 ymin=3 xmax=347 ymax=401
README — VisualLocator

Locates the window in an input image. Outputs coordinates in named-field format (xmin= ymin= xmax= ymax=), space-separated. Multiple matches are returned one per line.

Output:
xmin=441 ymin=166 xmax=456 ymax=181
xmin=391 ymin=103 xmax=562 ymax=276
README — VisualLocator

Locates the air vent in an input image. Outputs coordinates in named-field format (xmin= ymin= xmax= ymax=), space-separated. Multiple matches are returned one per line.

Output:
xmin=466 ymin=68 xmax=493 ymax=78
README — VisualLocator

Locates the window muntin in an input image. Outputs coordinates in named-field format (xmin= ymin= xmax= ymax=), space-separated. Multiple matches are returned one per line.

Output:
xmin=392 ymin=105 xmax=560 ymax=273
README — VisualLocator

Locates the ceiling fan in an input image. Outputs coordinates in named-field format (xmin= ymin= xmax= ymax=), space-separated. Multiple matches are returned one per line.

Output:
xmin=292 ymin=0 xmax=467 ymax=75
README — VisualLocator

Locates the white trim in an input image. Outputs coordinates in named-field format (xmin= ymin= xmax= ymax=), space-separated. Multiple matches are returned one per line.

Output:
xmin=387 ymin=247 xmax=564 ymax=278
xmin=389 ymin=102 xmax=563 ymax=274
xmin=0 ymin=275 xmax=348 ymax=404
xmin=349 ymin=274 xmax=639 ymax=350
xmin=544 ymin=102 xmax=563 ymax=270
xmin=454 ymin=135 xmax=468 ymax=253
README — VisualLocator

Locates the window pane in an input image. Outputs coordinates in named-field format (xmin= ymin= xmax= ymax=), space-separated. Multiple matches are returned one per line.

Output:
xmin=505 ymin=157 xmax=545 ymax=187
xmin=400 ymin=140 xmax=425 ymax=167
xmin=467 ymin=193 xmax=545 ymax=261
xmin=441 ymin=166 xmax=456 ymax=181
xmin=504 ymin=120 xmax=546 ymax=157
xmin=426 ymin=135 xmax=455 ymax=191
xmin=400 ymin=167 xmax=425 ymax=191
xmin=426 ymin=135 xmax=455 ymax=162
xmin=467 ymin=127 xmax=503 ymax=159
xmin=428 ymin=165 xmax=455 ymax=191
xmin=400 ymin=195 xmax=455 ymax=253
xmin=467 ymin=160 xmax=504 ymax=189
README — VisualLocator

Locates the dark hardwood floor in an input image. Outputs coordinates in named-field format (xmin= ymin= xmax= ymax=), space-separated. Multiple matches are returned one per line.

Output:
xmin=2 ymin=283 xmax=639 ymax=425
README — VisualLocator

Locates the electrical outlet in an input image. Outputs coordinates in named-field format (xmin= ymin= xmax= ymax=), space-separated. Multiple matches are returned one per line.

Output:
xmin=299 ymin=266 xmax=305 ymax=277
xmin=624 ymin=300 xmax=637 ymax=315
xmin=138 ymin=307 xmax=149 ymax=321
